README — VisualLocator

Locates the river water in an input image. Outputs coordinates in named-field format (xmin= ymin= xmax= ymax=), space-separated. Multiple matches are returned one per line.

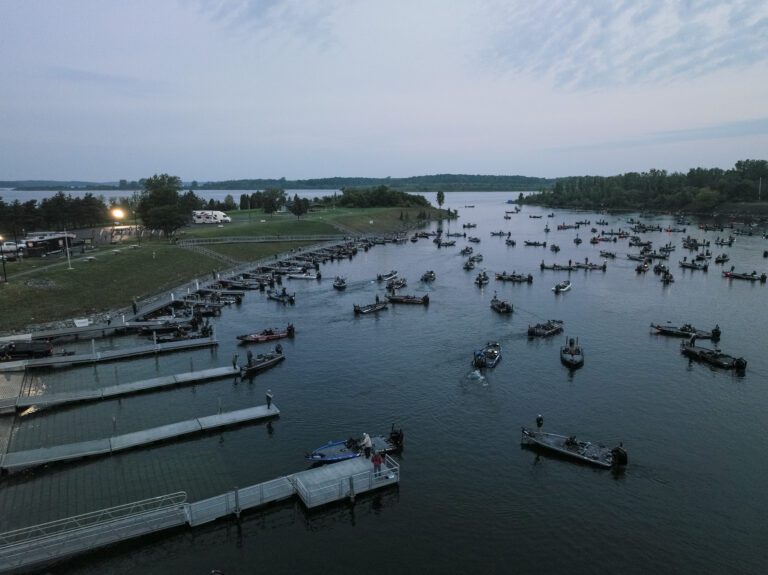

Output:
xmin=2 ymin=191 xmax=768 ymax=574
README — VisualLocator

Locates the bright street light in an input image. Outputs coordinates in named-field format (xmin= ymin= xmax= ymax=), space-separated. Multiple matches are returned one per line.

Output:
xmin=112 ymin=208 xmax=125 ymax=221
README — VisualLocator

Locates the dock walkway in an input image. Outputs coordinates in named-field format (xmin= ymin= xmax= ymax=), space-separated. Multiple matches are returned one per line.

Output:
xmin=0 ymin=337 xmax=219 ymax=372
xmin=0 ymin=404 xmax=279 ymax=473
xmin=0 ymin=456 xmax=400 ymax=572
xmin=0 ymin=366 xmax=239 ymax=413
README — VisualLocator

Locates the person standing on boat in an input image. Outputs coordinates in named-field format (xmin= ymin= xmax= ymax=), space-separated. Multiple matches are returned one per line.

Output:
xmin=360 ymin=433 xmax=372 ymax=458
xmin=372 ymin=451 xmax=383 ymax=477
xmin=266 ymin=389 xmax=273 ymax=410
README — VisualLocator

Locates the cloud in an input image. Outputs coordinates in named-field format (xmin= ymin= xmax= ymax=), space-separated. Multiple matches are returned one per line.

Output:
xmin=484 ymin=0 xmax=768 ymax=89
xmin=556 ymin=117 xmax=768 ymax=152
xmin=46 ymin=66 xmax=163 ymax=98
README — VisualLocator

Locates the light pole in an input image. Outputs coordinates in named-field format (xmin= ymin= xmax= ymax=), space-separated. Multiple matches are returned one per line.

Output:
xmin=112 ymin=208 xmax=125 ymax=244
xmin=0 ymin=235 xmax=6 ymax=283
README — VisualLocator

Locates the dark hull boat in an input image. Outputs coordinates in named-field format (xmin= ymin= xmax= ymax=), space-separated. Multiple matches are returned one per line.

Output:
xmin=0 ymin=341 xmax=53 ymax=361
xmin=473 ymin=342 xmax=501 ymax=368
xmin=386 ymin=294 xmax=429 ymax=305
xmin=521 ymin=427 xmax=628 ymax=469
xmin=496 ymin=272 xmax=533 ymax=283
xmin=421 ymin=270 xmax=436 ymax=282
xmin=266 ymin=289 xmax=295 ymax=305
xmin=306 ymin=426 xmax=404 ymax=464
xmin=680 ymin=339 xmax=746 ymax=371
xmin=490 ymin=296 xmax=513 ymax=314
xmin=650 ymin=322 xmax=720 ymax=340
xmin=560 ymin=338 xmax=583 ymax=368
xmin=722 ymin=270 xmax=767 ymax=283
xmin=239 ymin=346 xmax=285 ymax=377
xmin=527 ymin=320 xmax=564 ymax=338
xmin=237 ymin=324 xmax=295 ymax=344
xmin=333 ymin=277 xmax=347 ymax=290
xmin=354 ymin=301 xmax=388 ymax=315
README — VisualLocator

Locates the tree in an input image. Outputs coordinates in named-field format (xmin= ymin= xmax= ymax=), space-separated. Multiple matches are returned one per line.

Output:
xmin=289 ymin=194 xmax=309 ymax=219
xmin=138 ymin=174 xmax=188 ymax=238
xmin=436 ymin=190 xmax=445 ymax=209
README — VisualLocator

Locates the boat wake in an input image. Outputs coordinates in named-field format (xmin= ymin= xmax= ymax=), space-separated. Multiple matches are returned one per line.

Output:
xmin=467 ymin=369 xmax=487 ymax=384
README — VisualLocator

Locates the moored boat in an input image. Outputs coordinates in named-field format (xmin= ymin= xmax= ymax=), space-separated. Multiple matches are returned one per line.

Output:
xmin=496 ymin=271 xmax=533 ymax=283
xmin=521 ymin=426 xmax=627 ymax=469
xmin=266 ymin=288 xmax=295 ymax=305
xmin=722 ymin=270 xmax=767 ymax=283
xmin=376 ymin=270 xmax=398 ymax=282
xmin=680 ymin=337 xmax=746 ymax=371
xmin=237 ymin=323 xmax=295 ymax=344
xmin=287 ymin=271 xmax=321 ymax=280
xmin=473 ymin=342 xmax=501 ymax=368
xmin=490 ymin=294 xmax=513 ymax=314
xmin=239 ymin=345 xmax=285 ymax=377
xmin=650 ymin=322 xmax=720 ymax=340
xmin=386 ymin=293 xmax=429 ymax=305
xmin=353 ymin=301 xmax=388 ymax=315
xmin=306 ymin=426 xmax=405 ymax=464
xmin=332 ymin=276 xmax=347 ymax=290
xmin=560 ymin=337 xmax=583 ymax=368
xmin=527 ymin=319 xmax=564 ymax=338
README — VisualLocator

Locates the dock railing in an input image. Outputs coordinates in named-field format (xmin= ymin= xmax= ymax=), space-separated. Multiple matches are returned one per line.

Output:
xmin=187 ymin=478 xmax=295 ymax=527
xmin=0 ymin=491 xmax=187 ymax=548
xmin=0 ymin=492 xmax=188 ymax=572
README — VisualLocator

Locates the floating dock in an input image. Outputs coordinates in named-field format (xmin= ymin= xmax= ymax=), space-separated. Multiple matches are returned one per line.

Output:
xmin=0 ymin=404 xmax=279 ymax=473
xmin=0 ymin=366 xmax=239 ymax=413
xmin=0 ymin=456 xmax=400 ymax=572
xmin=0 ymin=337 xmax=219 ymax=372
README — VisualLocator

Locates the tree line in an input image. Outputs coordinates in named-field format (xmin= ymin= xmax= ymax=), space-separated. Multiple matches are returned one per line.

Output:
xmin=522 ymin=159 xmax=767 ymax=212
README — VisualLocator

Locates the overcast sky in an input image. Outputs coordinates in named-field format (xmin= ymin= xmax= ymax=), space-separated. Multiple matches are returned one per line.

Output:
xmin=1 ymin=0 xmax=767 ymax=181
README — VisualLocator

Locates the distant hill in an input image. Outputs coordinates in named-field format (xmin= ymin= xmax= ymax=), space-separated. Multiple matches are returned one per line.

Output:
xmin=1 ymin=175 xmax=554 ymax=193
xmin=198 ymin=174 xmax=553 ymax=191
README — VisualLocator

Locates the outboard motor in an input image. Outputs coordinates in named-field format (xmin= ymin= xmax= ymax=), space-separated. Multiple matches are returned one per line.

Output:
xmin=536 ymin=414 xmax=544 ymax=429
xmin=275 ymin=343 xmax=283 ymax=355
xmin=611 ymin=444 xmax=628 ymax=466
xmin=711 ymin=325 xmax=721 ymax=341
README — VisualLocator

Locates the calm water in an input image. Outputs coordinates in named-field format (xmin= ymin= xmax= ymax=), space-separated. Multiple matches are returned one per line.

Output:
xmin=2 ymin=192 xmax=768 ymax=574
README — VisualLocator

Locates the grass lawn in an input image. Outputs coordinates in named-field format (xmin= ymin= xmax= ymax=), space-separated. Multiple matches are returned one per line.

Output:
xmin=0 ymin=206 xmax=447 ymax=333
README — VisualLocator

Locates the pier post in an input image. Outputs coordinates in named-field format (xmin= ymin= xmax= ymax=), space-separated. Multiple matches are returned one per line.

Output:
xmin=348 ymin=477 xmax=355 ymax=503
xmin=234 ymin=487 xmax=241 ymax=519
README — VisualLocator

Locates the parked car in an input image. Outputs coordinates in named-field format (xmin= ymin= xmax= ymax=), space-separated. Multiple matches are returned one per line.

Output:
xmin=1 ymin=241 xmax=23 ymax=253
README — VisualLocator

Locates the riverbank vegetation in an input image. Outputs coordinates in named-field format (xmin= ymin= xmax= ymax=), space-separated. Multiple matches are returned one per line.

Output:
xmin=521 ymin=159 xmax=767 ymax=214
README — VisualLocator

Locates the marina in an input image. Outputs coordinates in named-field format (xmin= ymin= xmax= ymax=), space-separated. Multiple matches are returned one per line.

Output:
xmin=0 ymin=192 xmax=767 ymax=574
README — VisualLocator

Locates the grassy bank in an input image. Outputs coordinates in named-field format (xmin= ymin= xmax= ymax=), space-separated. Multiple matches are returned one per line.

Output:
xmin=0 ymin=206 xmax=441 ymax=333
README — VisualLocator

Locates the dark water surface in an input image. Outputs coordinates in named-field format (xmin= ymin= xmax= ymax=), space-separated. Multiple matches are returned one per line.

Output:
xmin=2 ymin=192 xmax=768 ymax=574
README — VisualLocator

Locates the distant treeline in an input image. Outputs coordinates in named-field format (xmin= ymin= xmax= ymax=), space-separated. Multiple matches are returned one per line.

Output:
xmin=200 ymin=174 xmax=551 ymax=192
xmin=0 ymin=192 xmax=109 ymax=235
xmin=522 ymin=159 xmax=768 ymax=212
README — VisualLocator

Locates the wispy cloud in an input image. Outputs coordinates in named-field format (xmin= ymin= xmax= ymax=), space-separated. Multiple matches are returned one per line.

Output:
xmin=47 ymin=66 xmax=162 ymax=97
xmin=485 ymin=0 xmax=768 ymax=89
xmin=558 ymin=117 xmax=768 ymax=152
xmin=185 ymin=0 xmax=345 ymax=45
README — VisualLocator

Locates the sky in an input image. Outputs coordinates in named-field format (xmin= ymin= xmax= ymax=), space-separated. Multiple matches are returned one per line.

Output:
xmin=1 ymin=0 xmax=767 ymax=181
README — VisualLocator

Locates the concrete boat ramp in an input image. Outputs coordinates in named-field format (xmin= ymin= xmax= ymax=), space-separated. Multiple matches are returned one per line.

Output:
xmin=0 ymin=404 xmax=279 ymax=473
xmin=0 ymin=456 xmax=401 ymax=572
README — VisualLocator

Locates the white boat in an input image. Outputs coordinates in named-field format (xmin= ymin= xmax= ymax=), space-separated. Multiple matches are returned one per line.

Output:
xmin=287 ymin=271 xmax=321 ymax=280
xmin=552 ymin=280 xmax=571 ymax=293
